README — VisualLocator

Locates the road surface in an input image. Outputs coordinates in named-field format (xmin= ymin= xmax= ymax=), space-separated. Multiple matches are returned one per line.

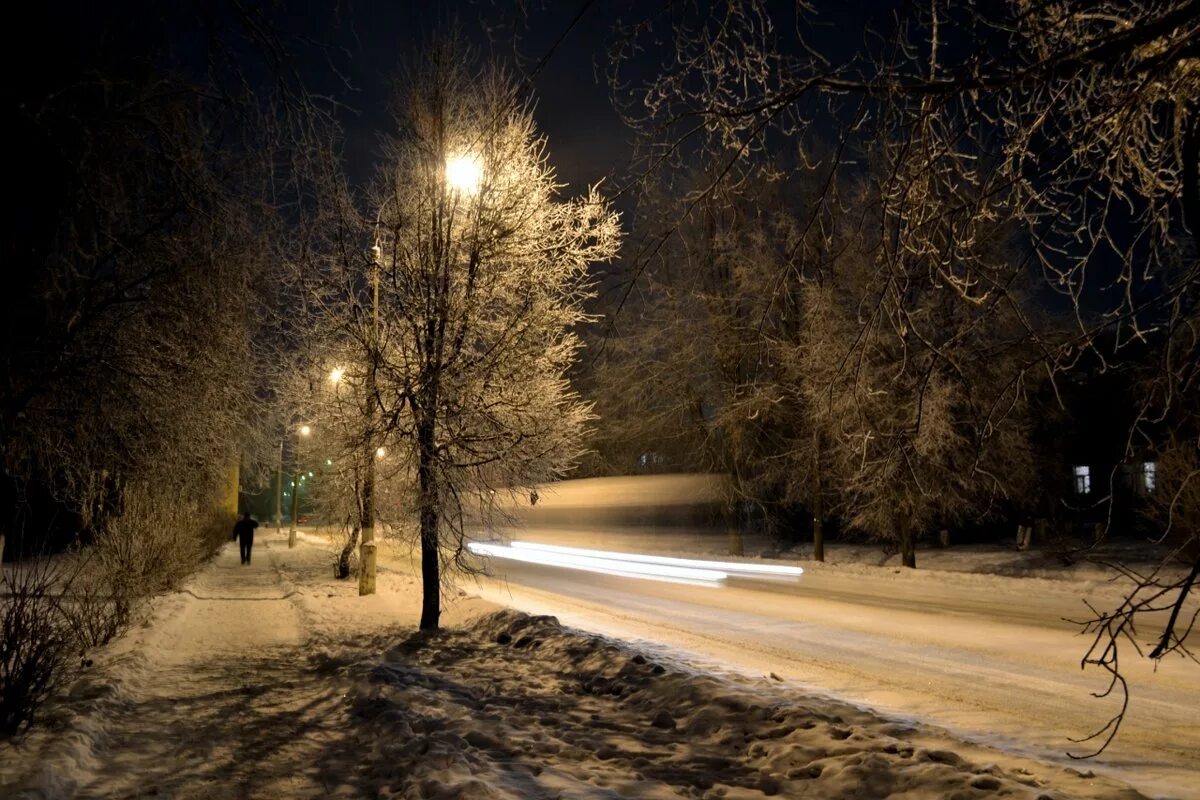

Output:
xmin=468 ymin=540 xmax=1200 ymax=799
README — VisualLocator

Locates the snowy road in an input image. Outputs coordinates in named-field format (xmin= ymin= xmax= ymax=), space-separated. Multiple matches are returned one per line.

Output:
xmin=470 ymin=543 xmax=1200 ymax=800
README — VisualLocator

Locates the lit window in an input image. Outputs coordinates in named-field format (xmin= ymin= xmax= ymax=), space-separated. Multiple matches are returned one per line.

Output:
xmin=1073 ymin=465 xmax=1090 ymax=494
xmin=1142 ymin=462 xmax=1156 ymax=492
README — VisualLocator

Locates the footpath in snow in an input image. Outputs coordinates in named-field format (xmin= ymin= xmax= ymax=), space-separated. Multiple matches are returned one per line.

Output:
xmin=2 ymin=530 xmax=1161 ymax=800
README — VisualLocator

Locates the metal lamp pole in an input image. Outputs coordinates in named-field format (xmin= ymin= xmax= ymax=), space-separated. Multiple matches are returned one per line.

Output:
xmin=275 ymin=440 xmax=284 ymax=532
xmin=289 ymin=425 xmax=310 ymax=549
xmin=359 ymin=244 xmax=380 ymax=596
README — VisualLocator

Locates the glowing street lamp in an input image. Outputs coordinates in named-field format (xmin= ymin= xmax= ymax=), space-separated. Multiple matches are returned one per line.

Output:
xmin=329 ymin=366 xmax=344 ymax=384
xmin=299 ymin=424 xmax=312 ymax=437
xmin=445 ymin=153 xmax=483 ymax=194
xmin=375 ymin=446 xmax=386 ymax=459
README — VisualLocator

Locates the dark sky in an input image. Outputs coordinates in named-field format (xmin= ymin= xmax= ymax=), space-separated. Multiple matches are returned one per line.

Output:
xmin=275 ymin=1 xmax=636 ymax=194
xmin=11 ymin=1 xmax=634 ymax=195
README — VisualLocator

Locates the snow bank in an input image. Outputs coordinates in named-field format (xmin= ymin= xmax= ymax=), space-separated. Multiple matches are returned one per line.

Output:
xmin=0 ymin=590 xmax=192 ymax=799
xmin=340 ymin=609 xmax=1149 ymax=800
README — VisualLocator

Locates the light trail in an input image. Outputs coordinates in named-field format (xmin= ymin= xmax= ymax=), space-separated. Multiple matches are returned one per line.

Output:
xmin=509 ymin=541 xmax=804 ymax=579
xmin=467 ymin=542 xmax=727 ymax=586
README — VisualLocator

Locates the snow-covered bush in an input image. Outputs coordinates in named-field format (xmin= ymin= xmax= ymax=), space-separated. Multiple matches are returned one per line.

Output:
xmin=93 ymin=487 xmax=222 ymax=607
xmin=0 ymin=558 xmax=77 ymax=736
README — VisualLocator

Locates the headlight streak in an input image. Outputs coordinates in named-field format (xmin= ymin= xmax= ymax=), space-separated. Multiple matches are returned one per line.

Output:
xmin=508 ymin=541 xmax=804 ymax=579
xmin=466 ymin=542 xmax=727 ymax=587
xmin=467 ymin=541 xmax=805 ymax=586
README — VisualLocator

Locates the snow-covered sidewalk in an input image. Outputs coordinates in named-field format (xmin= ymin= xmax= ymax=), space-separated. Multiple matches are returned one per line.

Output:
xmin=2 ymin=531 xmax=1160 ymax=799
xmin=5 ymin=534 xmax=341 ymax=798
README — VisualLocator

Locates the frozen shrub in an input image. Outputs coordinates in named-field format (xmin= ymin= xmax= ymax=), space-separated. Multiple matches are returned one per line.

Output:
xmin=93 ymin=487 xmax=209 ymax=600
xmin=66 ymin=561 xmax=128 ymax=650
xmin=0 ymin=558 xmax=77 ymax=736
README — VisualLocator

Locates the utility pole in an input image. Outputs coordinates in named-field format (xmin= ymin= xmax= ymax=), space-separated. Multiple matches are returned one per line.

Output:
xmin=289 ymin=464 xmax=300 ymax=548
xmin=275 ymin=440 xmax=283 ymax=532
xmin=359 ymin=245 xmax=380 ymax=596
xmin=289 ymin=425 xmax=310 ymax=549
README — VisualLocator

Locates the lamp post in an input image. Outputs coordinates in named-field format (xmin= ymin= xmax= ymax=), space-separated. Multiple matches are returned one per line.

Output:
xmin=288 ymin=425 xmax=311 ymax=549
xmin=274 ymin=440 xmax=283 ymax=532
xmin=356 ymin=154 xmax=481 ymax=597
xmin=359 ymin=240 xmax=381 ymax=596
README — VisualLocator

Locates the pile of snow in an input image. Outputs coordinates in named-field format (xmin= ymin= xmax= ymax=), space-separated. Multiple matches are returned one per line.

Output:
xmin=0 ymin=590 xmax=192 ymax=799
xmin=334 ymin=609 xmax=1147 ymax=800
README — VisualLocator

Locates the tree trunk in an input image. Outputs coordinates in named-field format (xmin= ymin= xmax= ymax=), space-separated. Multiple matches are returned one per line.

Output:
xmin=288 ymin=467 xmax=300 ymax=550
xmin=811 ymin=429 xmax=824 ymax=562
xmin=358 ymin=454 xmax=376 ymax=596
xmin=336 ymin=525 xmax=359 ymax=579
xmin=417 ymin=418 xmax=441 ymax=631
xmin=898 ymin=516 xmax=916 ymax=568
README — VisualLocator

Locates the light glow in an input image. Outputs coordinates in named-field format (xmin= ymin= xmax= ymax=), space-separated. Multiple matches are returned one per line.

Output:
xmin=1143 ymin=461 xmax=1157 ymax=492
xmin=299 ymin=425 xmax=312 ymax=437
xmin=468 ymin=541 xmax=726 ymax=586
xmin=375 ymin=446 xmax=386 ymax=459
xmin=445 ymin=153 xmax=483 ymax=194
xmin=1073 ymin=465 xmax=1090 ymax=494
xmin=329 ymin=366 xmax=344 ymax=384
xmin=510 ymin=541 xmax=804 ymax=579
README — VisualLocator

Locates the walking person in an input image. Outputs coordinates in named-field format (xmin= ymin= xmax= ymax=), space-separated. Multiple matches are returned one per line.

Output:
xmin=232 ymin=512 xmax=259 ymax=565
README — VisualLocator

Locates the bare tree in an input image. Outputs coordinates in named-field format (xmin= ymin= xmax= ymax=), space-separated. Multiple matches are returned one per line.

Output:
xmin=0 ymin=4 xmax=339 ymax=735
xmin=796 ymin=188 xmax=1039 ymax=567
xmin=585 ymin=164 xmax=839 ymax=553
xmin=298 ymin=42 xmax=620 ymax=630
xmin=604 ymin=0 xmax=1198 ymax=750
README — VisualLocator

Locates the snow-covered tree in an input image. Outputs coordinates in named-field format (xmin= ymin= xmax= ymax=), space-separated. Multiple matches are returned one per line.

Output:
xmin=363 ymin=45 xmax=620 ymax=629
xmin=604 ymin=0 xmax=1196 ymax=746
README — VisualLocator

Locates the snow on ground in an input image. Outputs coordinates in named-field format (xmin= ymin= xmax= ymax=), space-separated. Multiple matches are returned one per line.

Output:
xmin=468 ymin=527 xmax=1199 ymax=799
xmin=0 ymin=530 xmax=1168 ymax=799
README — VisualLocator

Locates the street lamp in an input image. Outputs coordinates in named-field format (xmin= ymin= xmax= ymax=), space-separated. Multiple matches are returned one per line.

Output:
xmin=375 ymin=446 xmax=386 ymax=459
xmin=289 ymin=424 xmax=311 ymax=549
xmin=358 ymin=236 xmax=383 ymax=597
xmin=275 ymin=440 xmax=284 ymax=532
xmin=446 ymin=153 xmax=483 ymax=194
xmin=329 ymin=366 xmax=344 ymax=384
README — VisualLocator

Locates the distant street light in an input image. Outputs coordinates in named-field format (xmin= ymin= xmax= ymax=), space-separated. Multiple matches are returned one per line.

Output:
xmin=329 ymin=366 xmax=344 ymax=384
xmin=300 ymin=424 xmax=312 ymax=437
xmin=375 ymin=446 xmax=386 ymax=459
xmin=446 ymin=153 xmax=483 ymax=194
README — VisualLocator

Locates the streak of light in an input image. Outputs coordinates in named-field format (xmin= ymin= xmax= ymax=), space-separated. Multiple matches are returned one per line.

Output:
xmin=467 ymin=542 xmax=726 ymax=587
xmin=509 ymin=541 xmax=804 ymax=579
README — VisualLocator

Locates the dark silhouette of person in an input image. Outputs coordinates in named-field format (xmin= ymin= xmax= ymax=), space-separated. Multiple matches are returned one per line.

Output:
xmin=232 ymin=512 xmax=258 ymax=565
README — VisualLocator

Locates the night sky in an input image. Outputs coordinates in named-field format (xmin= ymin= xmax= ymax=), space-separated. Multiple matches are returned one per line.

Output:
xmin=267 ymin=1 xmax=635 ymax=193
xmin=10 ymin=1 xmax=633 ymax=195
xmin=283 ymin=1 xmax=634 ymax=193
